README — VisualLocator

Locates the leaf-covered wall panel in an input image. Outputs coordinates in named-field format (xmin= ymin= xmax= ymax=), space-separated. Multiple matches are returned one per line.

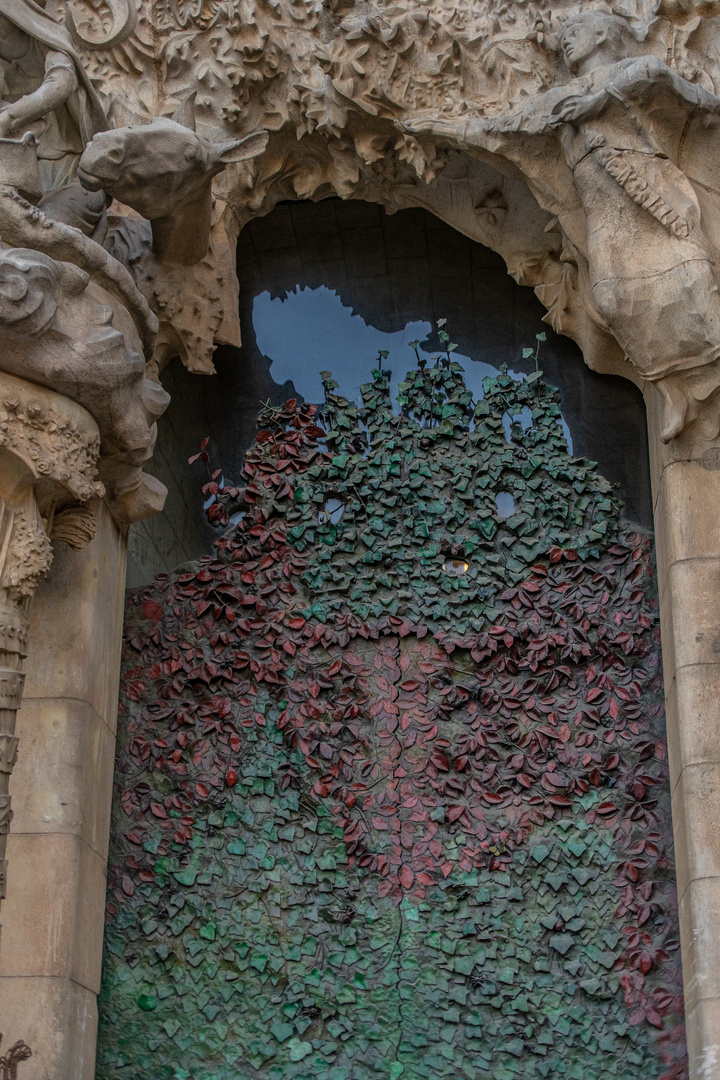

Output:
xmin=98 ymin=357 xmax=686 ymax=1079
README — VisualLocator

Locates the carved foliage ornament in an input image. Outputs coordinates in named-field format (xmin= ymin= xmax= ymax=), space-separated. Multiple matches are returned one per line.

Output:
xmin=65 ymin=0 xmax=720 ymax=440
xmin=0 ymin=22 xmax=168 ymax=1069
xmin=0 ymin=369 xmax=103 ymax=1004
xmin=0 ymin=0 xmax=170 ymax=519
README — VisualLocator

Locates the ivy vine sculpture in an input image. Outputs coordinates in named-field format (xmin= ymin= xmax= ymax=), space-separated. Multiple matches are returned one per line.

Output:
xmin=99 ymin=349 xmax=686 ymax=1080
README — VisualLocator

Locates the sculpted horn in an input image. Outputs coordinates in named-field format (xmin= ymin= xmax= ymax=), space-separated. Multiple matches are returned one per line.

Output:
xmin=65 ymin=0 xmax=138 ymax=50
xmin=172 ymin=92 xmax=198 ymax=133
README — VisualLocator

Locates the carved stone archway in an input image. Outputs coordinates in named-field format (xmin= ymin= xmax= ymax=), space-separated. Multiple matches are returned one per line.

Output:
xmin=1 ymin=0 xmax=720 ymax=1076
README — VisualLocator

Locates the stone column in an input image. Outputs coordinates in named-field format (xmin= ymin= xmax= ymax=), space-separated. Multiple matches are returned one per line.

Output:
xmin=0 ymin=372 xmax=107 ymax=1079
xmin=0 ymin=506 xmax=127 ymax=1080
xmin=645 ymin=384 xmax=720 ymax=1080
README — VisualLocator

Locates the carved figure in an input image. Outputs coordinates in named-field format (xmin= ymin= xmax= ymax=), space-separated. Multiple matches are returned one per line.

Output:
xmin=78 ymin=111 xmax=269 ymax=265
xmin=404 ymin=10 xmax=720 ymax=440
xmin=0 ymin=0 xmax=115 ymax=243
xmin=72 ymin=105 xmax=269 ymax=371
xmin=0 ymin=0 xmax=108 ymax=197
xmin=0 ymin=187 xmax=157 ymax=355
xmin=0 ymin=245 xmax=169 ymax=515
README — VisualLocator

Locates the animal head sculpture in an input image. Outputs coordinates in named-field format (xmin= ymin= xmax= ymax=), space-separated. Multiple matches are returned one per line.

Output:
xmin=78 ymin=101 xmax=269 ymax=265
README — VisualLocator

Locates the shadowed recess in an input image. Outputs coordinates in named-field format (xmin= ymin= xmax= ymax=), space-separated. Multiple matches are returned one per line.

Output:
xmin=132 ymin=199 xmax=651 ymax=586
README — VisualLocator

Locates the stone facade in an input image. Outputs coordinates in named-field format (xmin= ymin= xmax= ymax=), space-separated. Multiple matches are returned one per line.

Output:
xmin=0 ymin=0 xmax=719 ymax=1075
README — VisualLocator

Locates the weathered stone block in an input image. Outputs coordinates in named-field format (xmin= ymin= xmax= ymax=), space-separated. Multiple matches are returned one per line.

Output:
xmin=10 ymin=697 xmax=115 ymax=859
xmin=673 ymin=762 xmax=720 ymax=895
xmin=23 ymin=504 xmax=127 ymax=727
xmin=666 ymin=664 xmax=720 ymax=794
xmin=0 ymin=976 xmax=97 ymax=1080
xmin=655 ymin=460 xmax=720 ymax=598
xmin=679 ymin=877 xmax=720 ymax=1013
xmin=1 ymin=833 xmax=106 ymax=994
xmin=685 ymin=997 xmax=720 ymax=1080
xmin=659 ymin=558 xmax=720 ymax=684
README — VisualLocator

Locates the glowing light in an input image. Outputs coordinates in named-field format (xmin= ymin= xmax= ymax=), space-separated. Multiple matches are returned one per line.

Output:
xmin=443 ymin=558 xmax=469 ymax=576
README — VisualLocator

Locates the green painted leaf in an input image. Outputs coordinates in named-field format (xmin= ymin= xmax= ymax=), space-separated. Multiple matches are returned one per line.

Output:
xmin=270 ymin=1020 xmax=294 ymax=1043
xmin=549 ymin=934 xmax=575 ymax=956
xmin=288 ymin=1038 xmax=313 ymax=1061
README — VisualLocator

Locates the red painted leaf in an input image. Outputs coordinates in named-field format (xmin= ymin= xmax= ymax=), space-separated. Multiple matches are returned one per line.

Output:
xmin=399 ymin=865 xmax=414 ymax=889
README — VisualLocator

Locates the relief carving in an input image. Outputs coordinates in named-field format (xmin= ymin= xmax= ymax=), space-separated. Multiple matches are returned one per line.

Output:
xmin=78 ymin=104 xmax=268 ymax=370
xmin=0 ymin=0 xmax=169 ymax=511
xmin=0 ymin=0 xmax=714 ymax=969
xmin=0 ymin=0 xmax=106 ymax=196
xmin=0 ymin=610 xmax=28 ymax=659
xmin=404 ymin=10 xmax=720 ymax=440
xmin=0 ymin=1 xmax=719 ymax=1074
xmin=0 ymin=500 xmax=53 ymax=602
xmin=48 ymin=0 xmax=720 ymax=442
xmin=49 ymin=499 xmax=99 ymax=549
xmin=0 ymin=799 xmax=12 ymax=838
xmin=0 ymin=5 xmax=167 ymax=965
xmin=0 ymin=395 xmax=100 ymax=501
xmin=78 ymin=108 xmax=268 ymax=266
xmin=0 ymin=737 xmax=19 ymax=776
xmin=0 ymin=245 xmax=168 ymax=515
xmin=0 ymin=371 xmax=105 ymax=935
xmin=65 ymin=0 xmax=137 ymax=51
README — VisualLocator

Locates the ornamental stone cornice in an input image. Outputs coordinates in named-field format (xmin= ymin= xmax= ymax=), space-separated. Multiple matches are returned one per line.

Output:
xmin=49 ymin=0 xmax=720 ymax=448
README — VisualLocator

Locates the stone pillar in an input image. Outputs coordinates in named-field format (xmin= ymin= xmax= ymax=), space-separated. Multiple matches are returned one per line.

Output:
xmin=0 ymin=372 xmax=109 ymax=1080
xmin=645 ymin=385 xmax=720 ymax=1080
xmin=0 ymin=505 xmax=127 ymax=1080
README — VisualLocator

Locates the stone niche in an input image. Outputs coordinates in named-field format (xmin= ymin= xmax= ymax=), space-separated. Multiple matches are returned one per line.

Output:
xmin=1 ymin=0 xmax=720 ymax=1078
xmin=130 ymin=196 xmax=652 ymax=583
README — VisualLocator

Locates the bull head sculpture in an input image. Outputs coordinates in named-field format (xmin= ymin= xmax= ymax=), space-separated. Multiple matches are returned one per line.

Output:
xmin=78 ymin=98 xmax=269 ymax=265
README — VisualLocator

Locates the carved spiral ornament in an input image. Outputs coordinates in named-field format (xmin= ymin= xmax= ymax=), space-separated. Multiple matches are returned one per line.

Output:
xmin=65 ymin=0 xmax=138 ymax=50
xmin=0 ymin=250 xmax=59 ymax=339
